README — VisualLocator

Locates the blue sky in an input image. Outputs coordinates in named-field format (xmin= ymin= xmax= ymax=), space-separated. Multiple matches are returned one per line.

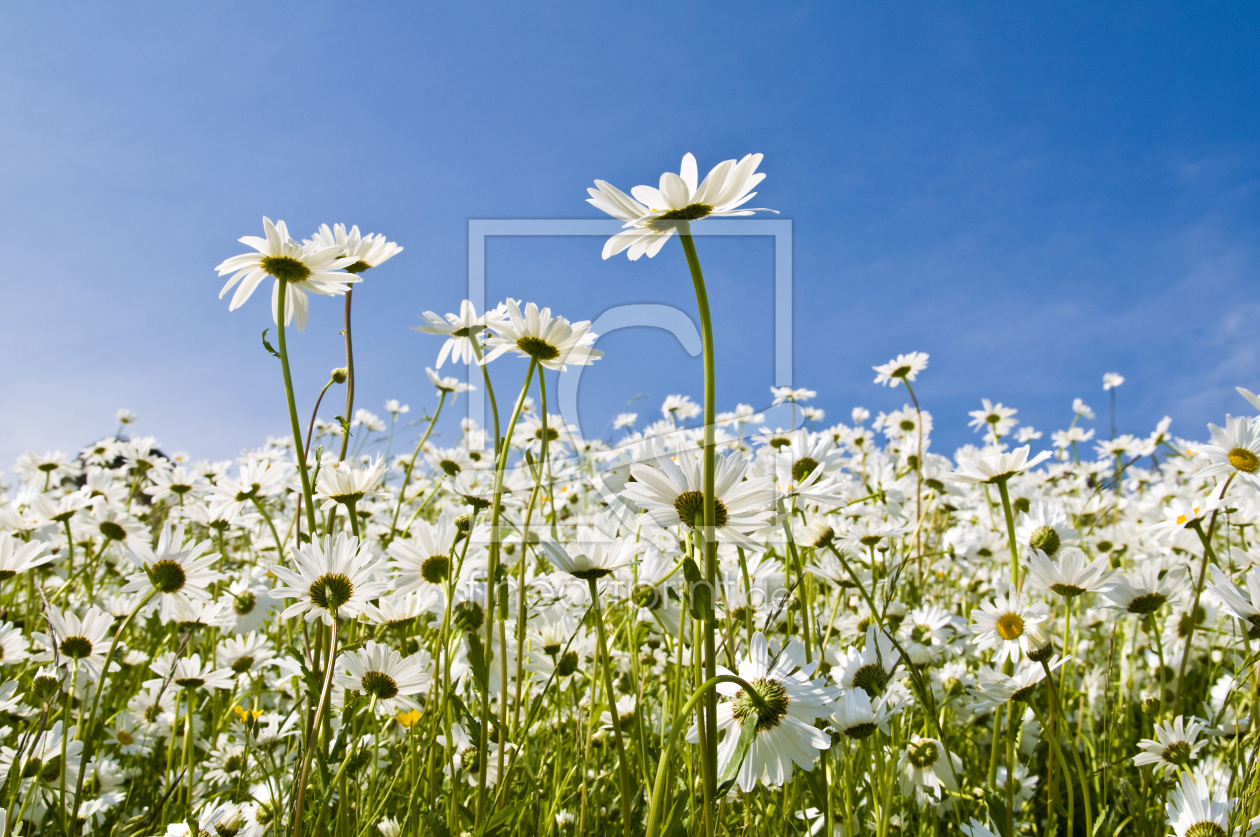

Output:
xmin=2 ymin=2 xmax=1258 ymax=469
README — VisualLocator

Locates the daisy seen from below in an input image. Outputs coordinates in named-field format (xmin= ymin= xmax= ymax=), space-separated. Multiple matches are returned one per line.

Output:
xmin=0 ymin=533 xmax=53 ymax=580
xmin=215 ymin=217 xmax=359 ymax=330
xmin=835 ymin=625 xmax=902 ymax=697
xmin=971 ymin=588 xmax=1049 ymax=664
xmin=387 ymin=512 xmax=458 ymax=593
xmin=1024 ymin=547 xmax=1113 ymax=599
xmin=872 ymin=352 xmax=929 ymax=388
xmin=831 ymin=688 xmax=895 ymax=740
xmin=270 ymin=533 xmax=389 ymax=625
xmin=950 ymin=445 xmax=1051 ymax=486
xmin=1133 ymin=716 xmax=1208 ymax=776
xmin=1014 ymin=499 xmax=1078 ymax=557
xmin=1206 ymin=564 xmax=1260 ymax=637
xmin=413 ymin=300 xmax=500 ymax=368
xmin=314 ymin=455 xmax=389 ymax=512
xmin=31 ymin=605 xmax=117 ymax=678
xmin=426 ymin=367 xmax=475 ymax=397
xmin=687 ymin=632 xmax=838 ymax=792
xmin=335 ymin=640 xmax=433 ymax=714
xmin=481 ymin=299 xmax=603 ymax=371
xmin=1103 ymin=558 xmax=1187 ymax=615
xmin=621 ymin=445 xmax=775 ymax=551
xmin=898 ymin=734 xmax=962 ymax=801
xmin=539 ymin=529 xmax=639 ymax=580
xmin=121 ymin=522 xmax=222 ymax=624
xmin=1165 ymin=770 xmax=1232 ymax=837
xmin=588 ymin=152 xmax=774 ymax=260
xmin=306 ymin=223 xmax=402 ymax=275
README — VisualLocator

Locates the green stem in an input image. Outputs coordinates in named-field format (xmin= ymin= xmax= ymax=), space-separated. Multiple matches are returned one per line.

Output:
xmin=390 ymin=390 xmax=447 ymax=534
xmin=337 ymin=288 xmax=355 ymax=462
xmin=292 ymin=618 xmax=339 ymax=837
xmin=676 ymin=221 xmax=719 ymax=812
xmin=275 ymin=279 xmax=319 ymax=536
xmin=588 ymin=577 xmax=634 ymax=837
xmin=995 ymin=477 xmax=1021 ymax=590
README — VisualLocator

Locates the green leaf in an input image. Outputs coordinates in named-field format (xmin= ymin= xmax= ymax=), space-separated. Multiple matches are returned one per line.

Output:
xmin=681 ymin=557 xmax=713 ymax=620
xmin=476 ymin=800 xmax=527 ymax=836
xmin=466 ymin=632 xmax=490 ymax=692
xmin=261 ymin=329 xmax=281 ymax=359
xmin=418 ymin=810 xmax=450 ymax=837
xmin=448 ymin=692 xmax=482 ymax=742
xmin=984 ymin=791 xmax=1008 ymax=837
xmin=715 ymin=719 xmax=758 ymax=799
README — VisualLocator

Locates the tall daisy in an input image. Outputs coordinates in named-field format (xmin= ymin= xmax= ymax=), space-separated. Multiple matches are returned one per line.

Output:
xmin=587 ymin=152 xmax=775 ymax=260
xmin=481 ymin=299 xmax=603 ymax=371
xmin=898 ymin=735 xmax=962 ymax=801
xmin=270 ymin=533 xmax=389 ymax=625
xmin=388 ymin=512 xmax=459 ymax=593
xmin=872 ymin=352 xmax=929 ymax=388
xmin=1133 ymin=716 xmax=1208 ymax=776
xmin=539 ymin=529 xmax=640 ymax=581
xmin=31 ymin=606 xmax=116 ymax=678
xmin=306 ymin=223 xmax=402 ymax=275
xmin=215 ymin=217 xmax=359 ymax=331
xmin=335 ymin=640 xmax=433 ymax=714
xmin=413 ymin=300 xmax=500 ymax=368
xmin=1199 ymin=414 xmax=1260 ymax=486
xmin=950 ymin=445 xmax=1051 ymax=486
xmin=1207 ymin=564 xmax=1260 ymax=637
xmin=1102 ymin=559 xmax=1187 ymax=616
xmin=835 ymin=625 xmax=902 ymax=697
xmin=0 ymin=533 xmax=54 ymax=580
xmin=1024 ymin=547 xmax=1113 ymax=599
xmin=688 ymin=632 xmax=839 ymax=792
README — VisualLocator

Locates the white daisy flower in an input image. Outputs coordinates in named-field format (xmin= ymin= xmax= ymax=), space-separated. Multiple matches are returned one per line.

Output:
xmin=147 ymin=652 xmax=235 ymax=693
xmin=588 ymin=152 xmax=775 ymax=260
xmin=970 ymin=589 xmax=1049 ymax=664
xmin=413 ymin=300 xmax=500 ymax=368
xmin=388 ymin=512 xmax=458 ymax=593
xmin=898 ymin=734 xmax=962 ymax=801
xmin=0 ymin=533 xmax=53 ymax=580
xmin=1134 ymin=716 xmax=1208 ymax=776
xmin=1165 ymin=770 xmax=1232 ymax=837
xmin=950 ymin=445 xmax=1051 ymax=486
xmin=0 ymin=622 xmax=30 ymax=666
xmin=335 ymin=641 xmax=433 ymax=715
xmin=688 ymin=632 xmax=838 ymax=792
xmin=872 ymin=352 xmax=929 ymax=388
xmin=306 ymin=223 xmax=402 ymax=274
xmin=426 ymin=367 xmax=475 ymax=396
xmin=215 ymin=217 xmax=359 ymax=331
xmin=1207 ymin=564 xmax=1260 ymax=637
xmin=31 ymin=605 xmax=117 ymax=679
xmin=835 ymin=625 xmax=902 ymax=696
xmin=1024 ymin=547 xmax=1114 ymax=599
xmin=314 ymin=455 xmax=389 ymax=511
xmin=539 ymin=529 xmax=640 ymax=581
xmin=831 ymin=688 xmax=895 ymax=739
xmin=481 ymin=299 xmax=603 ymax=371
xmin=121 ymin=522 xmax=222 ymax=624
xmin=270 ymin=533 xmax=389 ymax=625
xmin=1014 ymin=499 xmax=1079 ymax=557
xmin=1102 ymin=558 xmax=1187 ymax=615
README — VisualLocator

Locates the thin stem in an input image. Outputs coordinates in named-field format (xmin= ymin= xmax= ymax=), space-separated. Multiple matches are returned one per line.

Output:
xmin=275 ymin=279 xmax=319 ymax=536
xmin=292 ymin=617 xmax=339 ymax=837
xmin=588 ymin=576 xmax=634 ymax=837
xmin=338 ymin=288 xmax=356 ymax=462
xmin=995 ymin=477 xmax=1021 ymax=590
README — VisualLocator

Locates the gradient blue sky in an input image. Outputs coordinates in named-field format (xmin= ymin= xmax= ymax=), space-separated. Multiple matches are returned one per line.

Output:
xmin=3 ymin=2 xmax=1258 ymax=468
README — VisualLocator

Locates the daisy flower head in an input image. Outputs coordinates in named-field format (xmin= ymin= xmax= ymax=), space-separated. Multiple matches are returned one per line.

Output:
xmin=1073 ymin=398 xmax=1096 ymax=419
xmin=121 ymin=522 xmax=221 ymax=624
xmin=388 ymin=512 xmax=458 ymax=593
xmin=588 ymin=152 xmax=775 ymax=260
xmin=970 ymin=589 xmax=1049 ymax=664
xmin=539 ymin=529 xmax=640 ymax=581
xmin=0 ymin=533 xmax=53 ymax=581
xmin=1200 ymin=414 xmax=1260 ymax=484
xmin=898 ymin=734 xmax=962 ymax=801
xmin=1165 ymin=770 xmax=1232 ymax=837
xmin=1025 ymin=547 xmax=1113 ymax=599
xmin=950 ymin=445 xmax=1051 ymax=486
xmin=1144 ymin=491 xmax=1226 ymax=543
xmin=967 ymin=399 xmax=1018 ymax=440
xmin=335 ymin=640 xmax=433 ymax=714
xmin=426 ymin=368 xmax=475 ymax=397
xmin=1133 ymin=716 xmax=1208 ymax=776
xmin=688 ymin=632 xmax=838 ymax=792
xmin=1103 ymin=372 xmax=1125 ymax=390
xmin=831 ymin=687 xmax=895 ymax=740
xmin=0 ymin=621 xmax=30 ymax=665
xmin=481 ymin=299 xmax=602 ymax=371
xmin=306 ymin=223 xmax=402 ymax=275
xmin=215 ymin=217 xmax=359 ymax=331
xmin=31 ymin=605 xmax=116 ymax=678
xmin=872 ymin=352 xmax=929 ymax=388
xmin=413 ymin=300 xmax=500 ymax=368
xmin=836 ymin=626 xmax=902 ymax=697
xmin=770 ymin=386 xmax=816 ymax=406
xmin=314 ymin=455 xmax=389 ymax=511
xmin=270 ymin=533 xmax=389 ymax=625
xmin=148 ymin=651 xmax=236 ymax=693
xmin=1014 ymin=499 xmax=1078 ymax=557
xmin=1207 ymin=564 xmax=1260 ymax=637
xmin=1103 ymin=558 xmax=1187 ymax=616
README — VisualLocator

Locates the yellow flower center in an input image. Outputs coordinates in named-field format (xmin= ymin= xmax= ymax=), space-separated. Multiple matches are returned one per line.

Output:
xmin=996 ymin=612 xmax=1025 ymax=641
xmin=1229 ymin=447 xmax=1260 ymax=473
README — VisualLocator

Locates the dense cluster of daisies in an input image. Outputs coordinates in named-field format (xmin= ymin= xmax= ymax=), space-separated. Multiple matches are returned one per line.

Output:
xmin=1 ymin=154 xmax=1255 ymax=837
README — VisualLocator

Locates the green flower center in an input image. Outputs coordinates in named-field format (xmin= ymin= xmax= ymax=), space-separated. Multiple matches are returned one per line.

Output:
xmin=792 ymin=457 xmax=819 ymax=483
xmin=515 ymin=336 xmax=561 ymax=362
xmin=906 ymin=740 xmax=939 ymax=769
xmin=259 ymin=255 xmax=311 ymax=284
xmin=233 ymin=591 xmax=257 ymax=616
xmin=1185 ymin=823 xmax=1226 ymax=837
xmin=59 ymin=636 xmax=93 ymax=659
xmin=633 ymin=583 xmax=663 ymax=610
xmin=731 ymin=677 xmax=789 ymax=733
xmin=454 ymin=601 xmax=484 ymax=633
xmin=99 ymin=521 xmax=127 ymax=541
xmin=0 ymin=570 xmax=14 ymax=582
xmin=223 ymin=754 xmax=245 ymax=773
xmin=1127 ymin=593 xmax=1166 ymax=615
xmin=852 ymin=663 xmax=888 ymax=696
xmin=1050 ymin=582 xmax=1086 ymax=598
xmin=421 ymin=555 xmax=450 ymax=584
xmin=309 ymin=573 xmax=354 ymax=613
xmin=176 ymin=677 xmax=205 ymax=689
xmin=344 ymin=260 xmax=372 ymax=274
xmin=674 ymin=491 xmax=729 ymax=529
xmin=1162 ymin=740 xmax=1193 ymax=766
xmin=534 ymin=427 xmax=560 ymax=442
xmin=844 ymin=722 xmax=877 ymax=739
xmin=440 ymin=459 xmax=461 ymax=476
xmin=459 ymin=746 xmax=480 ymax=773
xmin=116 ymin=729 xmax=135 ymax=746
xmin=231 ymin=656 xmax=255 ymax=674
xmin=645 ymin=203 xmax=714 ymax=232
xmin=1229 ymin=447 xmax=1260 ymax=473
xmin=556 ymin=650 xmax=579 ymax=677
xmin=1029 ymin=525 xmax=1061 ymax=556
xmin=361 ymin=670 xmax=400 ymax=700
xmin=151 ymin=559 xmax=187 ymax=594
xmin=1011 ymin=684 xmax=1038 ymax=702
